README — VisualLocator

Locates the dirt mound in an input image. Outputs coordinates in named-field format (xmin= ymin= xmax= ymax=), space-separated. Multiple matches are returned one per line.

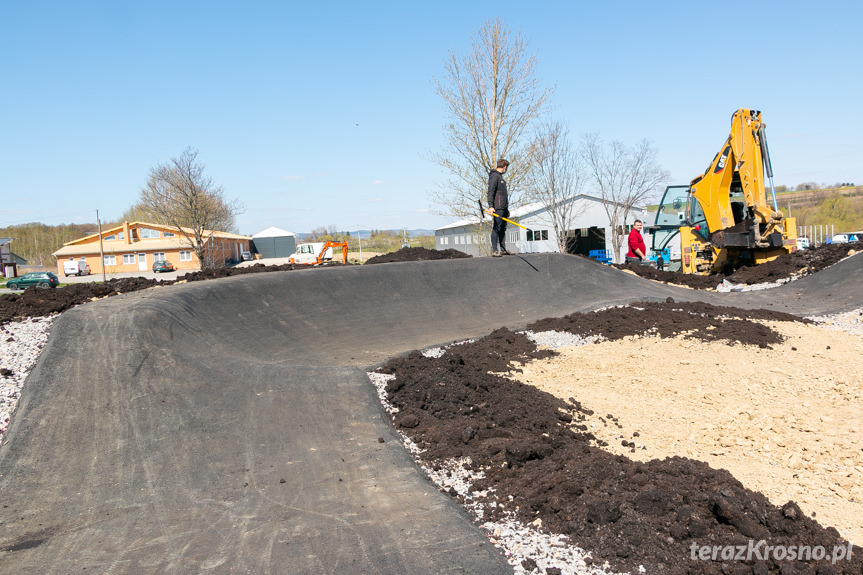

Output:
xmin=0 ymin=277 xmax=164 ymax=324
xmin=379 ymin=301 xmax=862 ymax=574
xmin=179 ymin=261 xmax=351 ymax=282
xmin=616 ymin=241 xmax=862 ymax=289
xmin=527 ymin=300 xmax=808 ymax=347
xmin=364 ymin=247 xmax=472 ymax=264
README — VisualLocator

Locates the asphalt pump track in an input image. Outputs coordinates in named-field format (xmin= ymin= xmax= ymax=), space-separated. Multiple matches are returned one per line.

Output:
xmin=1 ymin=253 xmax=862 ymax=574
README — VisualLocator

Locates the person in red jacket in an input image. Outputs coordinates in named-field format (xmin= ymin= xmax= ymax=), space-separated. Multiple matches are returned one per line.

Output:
xmin=625 ymin=220 xmax=647 ymax=264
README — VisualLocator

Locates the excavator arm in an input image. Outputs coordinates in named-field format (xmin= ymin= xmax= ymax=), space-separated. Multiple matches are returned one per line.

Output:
xmin=678 ymin=109 xmax=796 ymax=274
xmin=321 ymin=241 xmax=348 ymax=265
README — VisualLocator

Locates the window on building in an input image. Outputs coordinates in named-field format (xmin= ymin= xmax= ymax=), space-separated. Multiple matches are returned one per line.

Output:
xmin=140 ymin=228 xmax=160 ymax=239
xmin=130 ymin=229 xmax=139 ymax=240
xmin=118 ymin=232 xmax=124 ymax=240
xmin=122 ymin=254 xmax=135 ymax=265
xmin=153 ymin=252 xmax=166 ymax=261
xmin=163 ymin=231 xmax=174 ymax=237
xmin=179 ymin=251 xmax=192 ymax=261
xmin=103 ymin=255 xmax=116 ymax=266
xmin=104 ymin=234 xmax=116 ymax=241
xmin=527 ymin=230 xmax=549 ymax=242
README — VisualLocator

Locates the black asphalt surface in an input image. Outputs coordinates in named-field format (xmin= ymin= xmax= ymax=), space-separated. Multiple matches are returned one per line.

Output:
xmin=2 ymin=253 xmax=862 ymax=574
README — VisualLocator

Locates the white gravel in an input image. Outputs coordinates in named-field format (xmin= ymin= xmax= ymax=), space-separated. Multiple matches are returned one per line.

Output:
xmin=0 ymin=316 xmax=56 ymax=437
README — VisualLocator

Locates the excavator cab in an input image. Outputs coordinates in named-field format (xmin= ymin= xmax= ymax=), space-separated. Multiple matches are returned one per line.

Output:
xmin=651 ymin=185 xmax=691 ymax=270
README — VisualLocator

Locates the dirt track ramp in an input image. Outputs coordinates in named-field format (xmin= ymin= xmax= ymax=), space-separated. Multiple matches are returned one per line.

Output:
xmin=2 ymin=253 xmax=861 ymax=573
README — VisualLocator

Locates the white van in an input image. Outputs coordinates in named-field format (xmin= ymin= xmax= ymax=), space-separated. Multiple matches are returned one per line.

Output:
xmin=63 ymin=260 xmax=91 ymax=276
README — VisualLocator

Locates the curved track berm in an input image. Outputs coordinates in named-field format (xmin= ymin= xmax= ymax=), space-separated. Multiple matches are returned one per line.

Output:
xmin=2 ymin=253 xmax=861 ymax=573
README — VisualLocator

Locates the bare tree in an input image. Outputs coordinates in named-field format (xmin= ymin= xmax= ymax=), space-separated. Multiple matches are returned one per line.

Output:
xmin=139 ymin=147 xmax=243 ymax=268
xmin=526 ymin=121 xmax=587 ymax=252
xmin=581 ymin=135 xmax=669 ymax=263
xmin=431 ymin=18 xmax=552 ymax=226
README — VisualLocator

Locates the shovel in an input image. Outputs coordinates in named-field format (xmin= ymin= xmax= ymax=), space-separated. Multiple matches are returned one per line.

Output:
xmin=477 ymin=199 xmax=529 ymax=230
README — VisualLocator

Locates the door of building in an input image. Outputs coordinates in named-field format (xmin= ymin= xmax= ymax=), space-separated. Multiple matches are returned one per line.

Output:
xmin=566 ymin=227 xmax=606 ymax=256
xmin=138 ymin=253 xmax=147 ymax=271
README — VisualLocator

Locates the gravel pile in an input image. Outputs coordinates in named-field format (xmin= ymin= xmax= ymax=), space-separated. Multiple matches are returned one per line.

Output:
xmin=0 ymin=316 xmax=56 ymax=437
xmin=808 ymin=308 xmax=863 ymax=336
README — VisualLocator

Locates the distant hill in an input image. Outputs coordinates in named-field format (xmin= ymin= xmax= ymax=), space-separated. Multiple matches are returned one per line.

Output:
xmin=295 ymin=229 xmax=434 ymax=240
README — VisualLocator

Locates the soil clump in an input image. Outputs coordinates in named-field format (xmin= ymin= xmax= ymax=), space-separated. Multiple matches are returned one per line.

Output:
xmin=364 ymin=247 xmax=471 ymax=264
xmin=379 ymin=301 xmax=862 ymax=574
xmin=614 ymin=241 xmax=862 ymax=290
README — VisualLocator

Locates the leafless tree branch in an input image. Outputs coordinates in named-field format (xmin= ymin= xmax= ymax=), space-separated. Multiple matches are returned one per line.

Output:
xmin=581 ymin=135 xmax=669 ymax=262
xmin=430 ymin=18 xmax=552 ymax=222
xmin=139 ymin=147 xmax=244 ymax=268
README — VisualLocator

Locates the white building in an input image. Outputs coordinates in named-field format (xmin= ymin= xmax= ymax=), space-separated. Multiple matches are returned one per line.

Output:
xmin=251 ymin=226 xmax=298 ymax=259
xmin=435 ymin=195 xmax=653 ymax=261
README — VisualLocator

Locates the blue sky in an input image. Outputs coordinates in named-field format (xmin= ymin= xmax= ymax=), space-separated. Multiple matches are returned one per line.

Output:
xmin=2 ymin=1 xmax=860 ymax=235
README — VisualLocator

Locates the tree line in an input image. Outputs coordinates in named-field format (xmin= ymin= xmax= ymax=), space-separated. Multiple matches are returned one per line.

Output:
xmin=782 ymin=187 xmax=863 ymax=231
xmin=2 ymin=221 xmax=435 ymax=267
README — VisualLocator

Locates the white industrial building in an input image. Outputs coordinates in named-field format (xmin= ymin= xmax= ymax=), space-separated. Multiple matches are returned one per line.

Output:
xmin=435 ymin=194 xmax=653 ymax=261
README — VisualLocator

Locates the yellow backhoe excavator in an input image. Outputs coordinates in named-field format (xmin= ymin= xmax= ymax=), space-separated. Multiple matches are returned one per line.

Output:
xmin=653 ymin=109 xmax=797 ymax=274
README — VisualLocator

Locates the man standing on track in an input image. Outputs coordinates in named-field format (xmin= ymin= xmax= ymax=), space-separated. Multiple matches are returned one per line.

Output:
xmin=487 ymin=159 xmax=510 ymax=257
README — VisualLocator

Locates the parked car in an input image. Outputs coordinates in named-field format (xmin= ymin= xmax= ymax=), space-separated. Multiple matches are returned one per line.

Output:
xmin=63 ymin=260 xmax=91 ymax=276
xmin=152 ymin=260 xmax=175 ymax=273
xmin=241 ymin=251 xmax=253 ymax=261
xmin=5 ymin=272 xmax=60 ymax=290
xmin=796 ymin=237 xmax=811 ymax=250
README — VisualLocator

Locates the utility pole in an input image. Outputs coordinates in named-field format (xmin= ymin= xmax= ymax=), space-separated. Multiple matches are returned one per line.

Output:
xmin=97 ymin=209 xmax=106 ymax=282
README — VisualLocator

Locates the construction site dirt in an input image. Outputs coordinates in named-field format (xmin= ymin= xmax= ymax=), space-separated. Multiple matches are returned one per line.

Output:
xmin=379 ymin=301 xmax=863 ymax=574
xmin=614 ymin=240 xmax=862 ymax=289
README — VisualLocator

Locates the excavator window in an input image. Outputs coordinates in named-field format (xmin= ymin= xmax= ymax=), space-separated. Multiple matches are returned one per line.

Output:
xmin=689 ymin=197 xmax=709 ymax=241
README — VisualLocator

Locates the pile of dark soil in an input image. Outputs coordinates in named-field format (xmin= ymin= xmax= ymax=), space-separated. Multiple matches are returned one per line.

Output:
xmin=380 ymin=301 xmax=861 ymax=574
xmin=616 ymin=241 xmax=862 ymax=290
xmin=0 ymin=278 xmax=163 ymax=324
xmin=180 ymin=261 xmax=350 ymax=282
xmin=526 ymin=300 xmax=808 ymax=348
xmin=365 ymin=247 xmax=472 ymax=264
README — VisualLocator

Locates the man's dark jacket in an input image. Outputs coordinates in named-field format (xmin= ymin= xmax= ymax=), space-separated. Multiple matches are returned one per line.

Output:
xmin=487 ymin=170 xmax=508 ymax=211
